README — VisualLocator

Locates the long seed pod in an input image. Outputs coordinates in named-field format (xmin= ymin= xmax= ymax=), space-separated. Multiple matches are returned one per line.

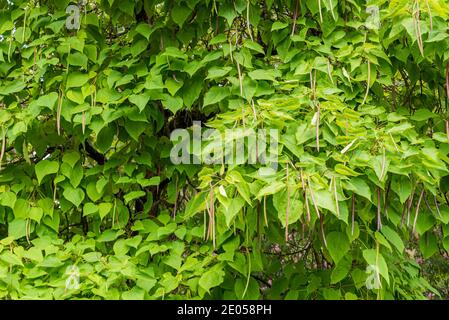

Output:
xmin=205 ymin=189 xmax=212 ymax=240
xmin=425 ymin=0 xmax=433 ymax=31
xmin=57 ymin=89 xmax=63 ymax=135
xmin=301 ymin=169 xmax=311 ymax=222
xmin=53 ymin=179 xmax=57 ymax=203
xmin=384 ymin=179 xmax=391 ymax=219
xmin=0 ymin=127 xmax=6 ymax=171
xmin=327 ymin=59 xmax=334 ymax=84
xmin=412 ymin=189 xmax=425 ymax=234
xmin=414 ymin=1 xmax=424 ymax=56
xmin=351 ymin=193 xmax=356 ymax=236
xmin=315 ymin=103 xmax=320 ymax=152
xmin=33 ymin=47 xmax=37 ymax=71
xmin=203 ymin=209 xmax=207 ymax=240
xmin=400 ymin=202 xmax=407 ymax=227
xmin=263 ymin=195 xmax=268 ymax=226
xmin=377 ymin=187 xmax=382 ymax=231
xmin=242 ymin=248 xmax=252 ymax=298
xmin=318 ymin=0 xmax=323 ymax=23
xmin=26 ymin=218 xmax=30 ymax=245
xmin=82 ymin=111 xmax=86 ymax=135
xmin=406 ymin=187 xmax=416 ymax=227
xmin=434 ymin=195 xmax=442 ymax=219
xmin=22 ymin=8 xmax=27 ymax=41
xmin=112 ymin=198 xmax=118 ymax=227
xmin=236 ymin=61 xmax=244 ymax=98
xmin=445 ymin=60 xmax=449 ymax=99
xmin=250 ymin=99 xmax=257 ymax=122
xmin=308 ymin=177 xmax=321 ymax=219
xmin=305 ymin=188 xmax=311 ymax=223
xmin=228 ymin=37 xmax=233 ymax=63
xmin=172 ymin=177 xmax=178 ymax=219
xmin=291 ymin=0 xmax=299 ymax=36
xmin=23 ymin=139 xmax=30 ymax=165
xmin=380 ymin=147 xmax=386 ymax=181
xmin=446 ymin=120 xmax=449 ymax=144
xmin=285 ymin=164 xmax=290 ymax=242
xmin=210 ymin=188 xmax=216 ymax=248
xmin=300 ymin=169 xmax=306 ymax=190
xmin=320 ymin=214 xmax=327 ymax=248
xmin=329 ymin=0 xmax=336 ymax=20
xmin=246 ymin=0 xmax=253 ymax=41
xmin=361 ymin=60 xmax=371 ymax=105
xmin=389 ymin=133 xmax=399 ymax=152
xmin=310 ymin=71 xmax=314 ymax=100
xmin=333 ymin=177 xmax=340 ymax=218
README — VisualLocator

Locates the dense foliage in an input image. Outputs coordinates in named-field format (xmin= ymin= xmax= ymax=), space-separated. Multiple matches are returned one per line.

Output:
xmin=1 ymin=0 xmax=449 ymax=300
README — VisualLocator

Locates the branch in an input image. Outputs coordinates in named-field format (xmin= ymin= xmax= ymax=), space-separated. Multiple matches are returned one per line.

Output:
xmin=81 ymin=141 xmax=106 ymax=165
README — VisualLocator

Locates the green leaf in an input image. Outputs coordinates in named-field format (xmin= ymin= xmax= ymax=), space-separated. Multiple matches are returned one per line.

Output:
xmin=63 ymin=187 xmax=85 ymax=207
xmin=248 ymin=69 xmax=281 ymax=81
xmin=182 ymin=76 xmax=203 ymax=107
xmin=8 ymin=219 xmax=27 ymax=240
xmin=219 ymin=2 xmax=237 ymax=26
xmin=273 ymin=191 xmax=303 ymax=227
xmin=31 ymin=92 xmax=58 ymax=110
xmin=362 ymin=249 xmax=390 ymax=285
xmin=122 ymin=287 xmax=145 ymax=300
xmin=66 ymin=72 xmax=89 ymax=88
xmin=375 ymin=231 xmax=392 ymax=251
xmin=243 ymin=40 xmax=265 ymax=54
xmin=203 ymin=86 xmax=230 ymax=107
xmin=199 ymin=264 xmax=225 ymax=293
xmin=331 ymin=256 xmax=352 ymax=284
xmin=87 ymin=182 xmax=103 ymax=202
xmin=68 ymin=52 xmax=88 ymax=68
xmin=165 ymin=78 xmax=184 ymax=96
xmin=135 ymin=23 xmax=154 ymax=40
xmin=271 ymin=21 xmax=288 ymax=31
xmin=344 ymin=177 xmax=372 ymax=202
xmin=62 ymin=151 xmax=80 ymax=168
xmin=391 ymin=176 xmax=411 ymax=204
xmin=83 ymin=202 xmax=98 ymax=216
xmin=125 ymin=120 xmax=146 ymax=141
xmin=162 ymin=95 xmax=183 ymax=114
xmin=13 ymin=199 xmax=30 ymax=219
xmin=256 ymin=181 xmax=284 ymax=198
xmin=381 ymin=226 xmax=404 ymax=253
xmin=222 ymin=196 xmax=245 ymax=227
xmin=0 ymin=191 xmax=16 ymax=209
xmin=419 ymin=233 xmax=438 ymax=259
xmin=129 ymin=92 xmax=151 ymax=112
xmin=124 ymin=191 xmax=145 ymax=204
xmin=0 ymin=251 xmax=23 ymax=266
xmin=0 ymin=80 xmax=26 ymax=95
xmin=206 ymin=66 xmax=232 ymax=80
xmin=98 ymin=202 xmax=112 ymax=220
xmin=96 ymin=126 xmax=114 ymax=153
xmin=171 ymin=6 xmax=192 ymax=27
xmin=326 ymin=231 xmax=350 ymax=264
xmin=35 ymin=160 xmax=59 ymax=185
xmin=97 ymin=229 xmax=124 ymax=242
xmin=29 ymin=207 xmax=44 ymax=223
xmin=184 ymin=192 xmax=207 ymax=218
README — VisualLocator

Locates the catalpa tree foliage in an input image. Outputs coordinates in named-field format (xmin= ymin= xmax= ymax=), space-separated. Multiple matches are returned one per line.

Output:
xmin=1 ymin=0 xmax=449 ymax=300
